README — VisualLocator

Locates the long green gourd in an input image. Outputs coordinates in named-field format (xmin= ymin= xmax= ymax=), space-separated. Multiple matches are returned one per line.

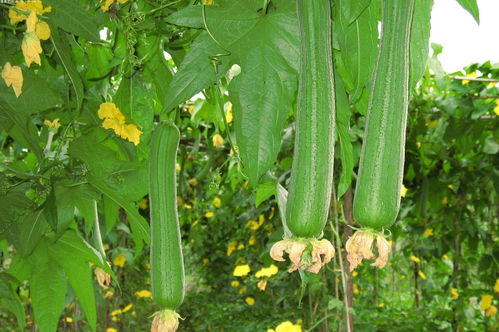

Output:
xmin=149 ymin=122 xmax=184 ymax=332
xmin=270 ymin=0 xmax=335 ymax=274
xmin=347 ymin=0 xmax=414 ymax=271
xmin=286 ymin=0 xmax=335 ymax=238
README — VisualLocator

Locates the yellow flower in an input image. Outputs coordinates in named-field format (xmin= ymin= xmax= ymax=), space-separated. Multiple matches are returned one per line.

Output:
xmin=22 ymin=31 xmax=42 ymax=67
xmin=480 ymin=294 xmax=493 ymax=311
xmin=486 ymin=305 xmax=497 ymax=317
xmin=238 ymin=287 xmax=247 ymax=294
xmin=268 ymin=206 xmax=275 ymax=219
xmin=226 ymin=103 xmax=233 ymax=123
xmin=352 ymin=271 xmax=358 ymax=277
xmin=451 ymin=288 xmax=459 ymax=300
xmin=205 ymin=211 xmax=214 ymax=218
xmin=418 ymin=270 xmax=427 ymax=280
xmin=183 ymin=204 xmax=192 ymax=209
xmin=227 ymin=241 xmax=237 ymax=256
xmin=423 ymin=228 xmax=433 ymax=237
xmin=213 ymin=197 xmax=221 ymax=208
xmin=425 ymin=119 xmax=439 ymax=128
xmin=94 ymin=267 xmax=111 ymax=289
xmin=353 ymin=284 xmax=360 ymax=295
xmin=113 ymin=253 xmax=126 ymax=267
xmin=202 ymin=0 xmax=214 ymax=5
xmin=248 ymin=235 xmax=256 ymax=246
xmin=410 ymin=255 xmax=420 ymax=263
xmin=202 ymin=258 xmax=209 ymax=265
xmin=122 ymin=304 xmax=133 ymax=313
xmin=104 ymin=291 xmax=114 ymax=299
xmin=245 ymin=297 xmax=255 ymax=306
xmin=237 ymin=243 xmax=244 ymax=250
xmin=139 ymin=198 xmax=148 ymax=210
xmin=441 ymin=196 xmax=448 ymax=205
xmin=66 ymin=317 xmax=73 ymax=323
xmin=175 ymin=163 xmax=181 ymax=171
xmin=97 ymin=102 xmax=142 ymax=145
xmin=44 ymin=118 xmax=61 ymax=129
xmin=107 ymin=328 xmax=118 ymax=332
xmin=231 ymin=280 xmax=240 ymax=287
xmin=494 ymin=100 xmax=499 ymax=116
xmin=401 ymin=184 xmax=408 ymax=197
xmin=35 ymin=20 xmax=50 ymax=40
xmin=442 ymin=254 xmax=449 ymax=260
xmin=212 ymin=134 xmax=224 ymax=148
xmin=9 ymin=1 xmax=52 ymax=25
xmin=271 ymin=321 xmax=302 ymax=332
xmin=378 ymin=302 xmax=385 ymax=307
xmin=255 ymin=264 xmax=279 ymax=278
xmin=257 ymin=280 xmax=267 ymax=291
xmin=233 ymin=264 xmax=251 ymax=277
xmin=1 ymin=62 xmax=23 ymax=97
xmin=494 ymin=279 xmax=499 ymax=293
xmin=101 ymin=0 xmax=128 ymax=12
xmin=188 ymin=178 xmax=198 ymax=186
xmin=135 ymin=290 xmax=152 ymax=298
xmin=462 ymin=71 xmax=476 ymax=85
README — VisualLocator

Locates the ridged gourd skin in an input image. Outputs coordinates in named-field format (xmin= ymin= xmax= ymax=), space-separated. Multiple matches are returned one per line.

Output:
xmin=149 ymin=122 xmax=185 ymax=309
xmin=352 ymin=0 xmax=414 ymax=230
xmin=286 ymin=0 xmax=335 ymax=238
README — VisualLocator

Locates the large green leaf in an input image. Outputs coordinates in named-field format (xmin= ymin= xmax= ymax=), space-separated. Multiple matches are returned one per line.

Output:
xmin=229 ymin=46 xmax=296 ymax=184
xmin=410 ymin=0 xmax=434 ymax=91
xmin=30 ymin=242 xmax=67 ymax=332
xmin=6 ymin=210 xmax=47 ymax=257
xmin=0 ymin=273 xmax=26 ymax=330
xmin=455 ymin=0 xmax=480 ymax=24
xmin=335 ymin=76 xmax=354 ymax=199
xmin=340 ymin=0 xmax=372 ymax=24
xmin=168 ymin=0 xmax=299 ymax=184
xmin=45 ymin=0 xmax=106 ymax=41
xmin=334 ymin=0 xmax=379 ymax=102
xmin=49 ymin=241 xmax=97 ymax=331
xmin=89 ymin=176 xmax=150 ymax=252
xmin=162 ymin=33 xmax=231 ymax=112
xmin=50 ymin=27 xmax=84 ymax=111
xmin=0 ymin=70 xmax=62 ymax=116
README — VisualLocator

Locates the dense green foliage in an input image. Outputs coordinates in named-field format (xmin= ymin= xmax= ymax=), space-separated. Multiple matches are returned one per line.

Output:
xmin=0 ymin=0 xmax=497 ymax=331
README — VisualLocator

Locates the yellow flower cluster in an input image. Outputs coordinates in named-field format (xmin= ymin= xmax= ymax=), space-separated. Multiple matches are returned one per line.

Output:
xmin=423 ymin=228 xmax=434 ymax=237
xmin=461 ymin=71 xmax=476 ymax=85
xmin=97 ymin=102 xmax=143 ymax=145
xmin=255 ymin=264 xmax=278 ymax=278
xmin=410 ymin=255 xmax=420 ymax=263
xmin=101 ymin=0 xmax=129 ymax=12
xmin=9 ymin=1 xmax=52 ymax=67
xmin=110 ymin=304 xmax=133 ymax=316
xmin=1 ymin=63 xmax=23 ymax=97
xmin=227 ymin=240 xmax=245 ymax=256
xmin=267 ymin=321 xmax=302 ymax=332
xmin=246 ymin=214 xmax=265 ymax=231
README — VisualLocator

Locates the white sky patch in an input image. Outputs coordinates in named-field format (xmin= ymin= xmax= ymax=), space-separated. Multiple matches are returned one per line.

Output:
xmin=430 ymin=0 xmax=499 ymax=73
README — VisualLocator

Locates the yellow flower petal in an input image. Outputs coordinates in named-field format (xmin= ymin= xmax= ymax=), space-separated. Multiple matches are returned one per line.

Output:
xmin=9 ymin=1 xmax=52 ymax=25
xmin=120 ymin=123 xmax=142 ymax=146
xmin=255 ymin=264 xmax=279 ymax=278
xmin=205 ymin=211 xmax=214 ymax=218
xmin=418 ymin=270 xmax=427 ymax=280
xmin=22 ymin=32 xmax=42 ymax=67
xmin=44 ymin=118 xmax=61 ymax=129
xmin=257 ymin=280 xmax=267 ymax=291
xmin=480 ymin=294 xmax=493 ymax=311
xmin=1 ymin=62 xmax=23 ymax=97
xmin=230 ymin=280 xmax=240 ymax=287
xmin=35 ymin=21 xmax=51 ymax=40
xmin=233 ymin=264 xmax=250 ymax=277
xmin=494 ymin=100 xmax=499 ymax=116
xmin=212 ymin=134 xmax=224 ymax=148
xmin=486 ymin=305 xmax=497 ymax=317
xmin=494 ymin=278 xmax=499 ymax=293
xmin=226 ymin=103 xmax=233 ymax=123
xmin=122 ymin=304 xmax=133 ymax=313
xmin=461 ymin=71 xmax=476 ymax=85
xmin=107 ymin=328 xmax=118 ymax=332
xmin=66 ymin=317 xmax=73 ymax=323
